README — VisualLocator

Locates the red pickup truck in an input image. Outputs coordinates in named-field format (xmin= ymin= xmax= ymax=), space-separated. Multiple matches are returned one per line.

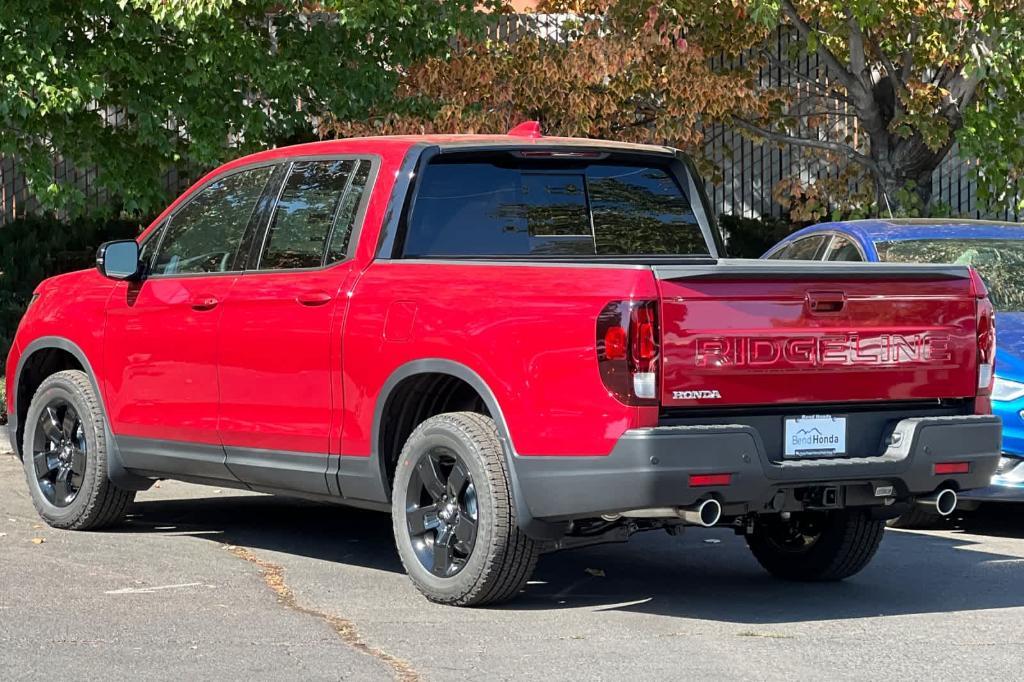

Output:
xmin=5 ymin=125 xmax=1001 ymax=606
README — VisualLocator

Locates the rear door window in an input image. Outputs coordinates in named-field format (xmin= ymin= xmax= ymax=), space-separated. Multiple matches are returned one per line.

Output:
xmin=401 ymin=158 xmax=710 ymax=257
xmin=260 ymin=158 xmax=373 ymax=270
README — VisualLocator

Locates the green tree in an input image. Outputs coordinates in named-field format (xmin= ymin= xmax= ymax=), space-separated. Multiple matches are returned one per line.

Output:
xmin=736 ymin=0 xmax=1024 ymax=217
xmin=330 ymin=1 xmax=1024 ymax=218
xmin=0 ymin=0 xmax=487 ymax=217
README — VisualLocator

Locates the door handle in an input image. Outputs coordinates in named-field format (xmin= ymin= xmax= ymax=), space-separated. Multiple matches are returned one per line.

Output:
xmin=296 ymin=290 xmax=333 ymax=306
xmin=191 ymin=295 xmax=219 ymax=311
xmin=806 ymin=291 xmax=846 ymax=314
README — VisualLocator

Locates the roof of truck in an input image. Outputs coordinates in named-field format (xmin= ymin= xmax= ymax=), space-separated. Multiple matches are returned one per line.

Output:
xmin=245 ymin=133 xmax=677 ymax=159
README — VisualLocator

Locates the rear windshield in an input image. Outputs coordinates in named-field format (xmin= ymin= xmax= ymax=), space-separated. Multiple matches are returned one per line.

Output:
xmin=401 ymin=157 xmax=711 ymax=258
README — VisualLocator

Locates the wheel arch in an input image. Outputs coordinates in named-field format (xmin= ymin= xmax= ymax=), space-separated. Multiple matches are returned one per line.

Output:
xmin=11 ymin=336 xmax=151 ymax=491
xmin=351 ymin=358 xmax=564 ymax=540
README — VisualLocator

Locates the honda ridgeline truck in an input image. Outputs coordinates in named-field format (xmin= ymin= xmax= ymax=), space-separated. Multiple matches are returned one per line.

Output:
xmin=5 ymin=124 xmax=1002 ymax=605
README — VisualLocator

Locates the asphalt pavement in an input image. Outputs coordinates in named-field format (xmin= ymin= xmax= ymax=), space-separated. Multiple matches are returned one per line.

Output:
xmin=3 ymin=444 xmax=1024 ymax=681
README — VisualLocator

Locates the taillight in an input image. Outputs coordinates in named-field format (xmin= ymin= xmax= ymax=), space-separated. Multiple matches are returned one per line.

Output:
xmin=971 ymin=267 xmax=996 ymax=413
xmin=596 ymin=300 xmax=660 ymax=405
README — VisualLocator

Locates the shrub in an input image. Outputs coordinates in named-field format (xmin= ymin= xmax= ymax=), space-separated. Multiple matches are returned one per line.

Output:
xmin=718 ymin=214 xmax=802 ymax=259
xmin=0 ymin=216 xmax=145 ymax=372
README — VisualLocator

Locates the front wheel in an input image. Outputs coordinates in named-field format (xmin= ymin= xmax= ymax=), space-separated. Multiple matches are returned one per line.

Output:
xmin=391 ymin=412 xmax=539 ymax=606
xmin=746 ymin=509 xmax=884 ymax=582
xmin=21 ymin=370 xmax=135 ymax=530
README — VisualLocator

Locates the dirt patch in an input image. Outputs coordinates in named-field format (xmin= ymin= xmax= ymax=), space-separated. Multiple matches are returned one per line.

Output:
xmin=226 ymin=545 xmax=419 ymax=682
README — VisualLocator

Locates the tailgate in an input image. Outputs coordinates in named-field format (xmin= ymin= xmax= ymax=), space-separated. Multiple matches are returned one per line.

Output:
xmin=655 ymin=261 xmax=977 ymax=408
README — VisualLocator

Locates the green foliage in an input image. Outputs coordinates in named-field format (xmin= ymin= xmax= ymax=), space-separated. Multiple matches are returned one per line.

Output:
xmin=959 ymin=13 xmax=1024 ymax=215
xmin=736 ymin=0 xmax=1024 ymax=216
xmin=718 ymin=214 xmax=799 ymax=258
xmin=0 ymin=0 xmax=487 ymax=218
xmin=0 ymin=216 xmax=144 ymax=370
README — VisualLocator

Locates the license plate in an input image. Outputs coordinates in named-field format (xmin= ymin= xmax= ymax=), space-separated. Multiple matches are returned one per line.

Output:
xmin=784 ymin=415 xmax=847 ymax=458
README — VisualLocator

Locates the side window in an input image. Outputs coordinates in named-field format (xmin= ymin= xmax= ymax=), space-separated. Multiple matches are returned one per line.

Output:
xmin=825 ymin=235 xmax=863 ymax=261
xmin=783 ymin=235 xmax=829 ymax=260
xmin=137 ymin=220 xmax=165 ymax=274
xmin=261 ymin=159 xmax=371 ymax=270
xmin=152 ymin=167 xmax=273 ymax=276
xmin=767 ymin=244 xmax=792 ymax=260
xmin=326 ymin=160 xmax=372 ymax=264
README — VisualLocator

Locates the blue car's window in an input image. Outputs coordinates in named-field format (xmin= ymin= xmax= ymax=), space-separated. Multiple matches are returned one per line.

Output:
xmin=825 ymin=235 xmax=863 ymax=261
xmin=876 ymin=238 xmax=1024 ymax=312
xmin=770 ymin=234 xmax=828 ymax=260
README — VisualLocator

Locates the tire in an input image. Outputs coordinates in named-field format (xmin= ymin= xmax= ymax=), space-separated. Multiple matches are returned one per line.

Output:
xmin=746 ymin=509 xmax=885 ymax=582
xmin=21 ymin=370 xmax=135 ymax=530
xmin=886 ymin=506 xmax=943 ymax=529
xmin=391 ymin=412 xmax=539 ymax=606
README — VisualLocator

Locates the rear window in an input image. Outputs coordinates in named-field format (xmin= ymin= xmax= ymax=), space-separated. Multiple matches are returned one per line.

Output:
xmin=401 ymin=157 xmax=710 ymax=257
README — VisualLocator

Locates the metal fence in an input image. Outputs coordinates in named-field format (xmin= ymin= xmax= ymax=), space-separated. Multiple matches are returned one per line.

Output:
xmin=0 ymin=14 xmax=1015 ymax=226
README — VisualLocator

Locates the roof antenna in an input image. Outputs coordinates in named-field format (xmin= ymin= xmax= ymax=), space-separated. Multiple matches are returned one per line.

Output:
xmin=880 ymin=184 xmax=895 ymax=219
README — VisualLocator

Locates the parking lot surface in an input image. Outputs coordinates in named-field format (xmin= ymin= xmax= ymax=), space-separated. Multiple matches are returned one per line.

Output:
xmin=3 ymin=447 xmax=1023 ymax=680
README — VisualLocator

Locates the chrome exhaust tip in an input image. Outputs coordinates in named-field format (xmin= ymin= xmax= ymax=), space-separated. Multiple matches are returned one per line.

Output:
xmin=681 ymin=498 xmax=722 ymax=527
xmin=917 ymin=488 xmax=958 ymax=516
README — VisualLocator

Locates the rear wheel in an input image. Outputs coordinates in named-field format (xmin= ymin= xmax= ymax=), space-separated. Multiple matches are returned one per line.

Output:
xmin=746 ymin=509 xmax=884 ymax=581
xmin=391 ymin=412 xmax=539 ymax=606
xmin=886 ymin=506 xmax=943 ymax=529
xmin=21 ymin=370 xmax=135 ymax=530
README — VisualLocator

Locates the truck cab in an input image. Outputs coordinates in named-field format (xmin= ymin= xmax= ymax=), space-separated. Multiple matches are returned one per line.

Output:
xmin=6 ymin=128 xmax=1001 ymax=606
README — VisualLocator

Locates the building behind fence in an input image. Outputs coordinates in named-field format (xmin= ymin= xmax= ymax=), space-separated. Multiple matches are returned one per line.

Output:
xmin=1 ymin=14 xmax=1016 ymax=226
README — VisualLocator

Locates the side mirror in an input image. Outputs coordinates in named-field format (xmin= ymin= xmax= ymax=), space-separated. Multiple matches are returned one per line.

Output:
xmin=97 ymin=240 xmax=141 ymax=280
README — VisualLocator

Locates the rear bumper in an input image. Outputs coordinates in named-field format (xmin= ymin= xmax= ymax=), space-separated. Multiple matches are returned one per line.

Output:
xmin=515 ymin=415 xmax=1002 ymax=520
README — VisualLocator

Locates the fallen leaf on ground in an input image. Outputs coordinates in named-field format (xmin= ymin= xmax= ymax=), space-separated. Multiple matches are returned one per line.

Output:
xmin=737 ymin=630 xmax=792 ymax=639
xmin=30 ymin=537 xmax=45 ymax=544
xmin=584 ymin=568 xmax=605 ymax=577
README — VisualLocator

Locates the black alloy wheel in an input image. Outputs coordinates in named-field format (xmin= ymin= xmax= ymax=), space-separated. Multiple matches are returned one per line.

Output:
xmin=31 ymin=399 xmax=87 ymax=508
xmin=746 ymin=509 xmax=885 ymax=581
xmin=405 ymin=446 xmax=479 ymax=578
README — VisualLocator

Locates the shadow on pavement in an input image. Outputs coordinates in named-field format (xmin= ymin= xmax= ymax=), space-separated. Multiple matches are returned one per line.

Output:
xmin=120 ymin=493 xmax=405 ymax=574
xmin=121 ymin=492 xmax=1024 ymax=623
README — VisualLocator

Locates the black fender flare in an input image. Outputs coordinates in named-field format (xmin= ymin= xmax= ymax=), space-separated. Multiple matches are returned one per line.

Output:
xmin=340 ymin=358 xmax=565 ymax=540
xmin=11 ymin=336 xmax=153 ymax=491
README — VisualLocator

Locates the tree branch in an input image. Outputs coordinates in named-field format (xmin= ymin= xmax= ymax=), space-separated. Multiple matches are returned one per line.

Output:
xmin=846 ymin=13 xmax=871 ymax=92
xmin=756 ymin=48 xmax=857 ymax=105
xmin=779 ymin=0 xmax=860 ymax=96
xmin=900 ymin=23 xmax=917 ymax=84
xmin=733 ymin=117 xmax=880 ymax=175
xmin=869 ymin=35 xmax=909 ymax=103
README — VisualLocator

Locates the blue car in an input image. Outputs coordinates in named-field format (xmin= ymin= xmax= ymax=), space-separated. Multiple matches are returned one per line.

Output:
xmin=764 ymin=218 xmax=1024 ymax=505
